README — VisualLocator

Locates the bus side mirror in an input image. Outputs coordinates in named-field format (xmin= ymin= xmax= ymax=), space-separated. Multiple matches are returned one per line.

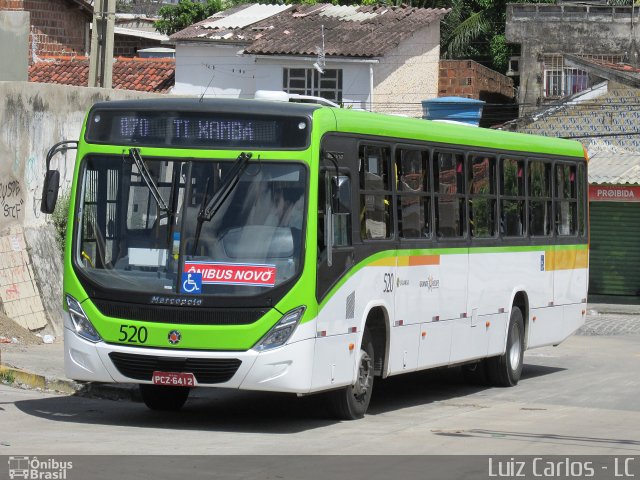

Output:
xmin=40 ymin=169 xmax=60 ymax=214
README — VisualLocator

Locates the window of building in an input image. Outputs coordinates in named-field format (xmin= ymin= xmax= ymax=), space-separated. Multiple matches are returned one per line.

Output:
xmin=283 ymin=68 xmax=343 ymax=104
xmin=542 ymin=54 xmax=624 ymax=98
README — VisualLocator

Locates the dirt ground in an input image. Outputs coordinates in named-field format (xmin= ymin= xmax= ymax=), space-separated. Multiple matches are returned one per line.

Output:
xmin=0 ymin=313 xmax=43 ymax=346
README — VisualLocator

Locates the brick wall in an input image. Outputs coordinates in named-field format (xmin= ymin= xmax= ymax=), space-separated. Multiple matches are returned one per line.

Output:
xmin=439 ymin=60 xmax=514 ymax=99
xmin=0 ymin=0 xmax=89 ymax=59
xmin=114 ymin=34 xmax=161 ymax=57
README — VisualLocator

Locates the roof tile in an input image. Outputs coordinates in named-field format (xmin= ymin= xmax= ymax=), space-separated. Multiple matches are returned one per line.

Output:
xmin=28 ymin=56 xmax=175 ymax=93
xmin=171 ymin=3 xmax=449 ymax=58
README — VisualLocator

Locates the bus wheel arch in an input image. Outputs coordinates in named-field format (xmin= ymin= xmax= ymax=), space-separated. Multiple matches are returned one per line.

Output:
xmin=326 ymin=305 xmax=389 ymax=420
xmin=363 ymin=306 xmax=390 ymax=379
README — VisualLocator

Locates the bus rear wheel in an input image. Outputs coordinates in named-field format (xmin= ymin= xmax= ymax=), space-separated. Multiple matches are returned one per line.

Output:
xmin=139 ymin=384 xmax=190 ymax=411
xmin=487 ymin=306 xmax=525 ymax=387
xmin=327 ymin=330 xmax=374 ymax=420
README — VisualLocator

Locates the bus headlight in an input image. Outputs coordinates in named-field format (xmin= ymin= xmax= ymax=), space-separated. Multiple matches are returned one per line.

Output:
xmin=65 ymin=295 xmax=102 ymax=343
xmin=254 ymin=306 xmax=305 ymax=352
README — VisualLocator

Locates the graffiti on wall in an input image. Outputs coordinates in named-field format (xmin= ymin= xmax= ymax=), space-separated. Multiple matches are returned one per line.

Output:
xmin=0 ymin=179 xmax=24 ymax=219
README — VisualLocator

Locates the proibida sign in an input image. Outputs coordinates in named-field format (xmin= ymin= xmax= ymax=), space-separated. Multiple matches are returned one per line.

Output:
xmin=589 ymin=185 xmax=640 ymax=202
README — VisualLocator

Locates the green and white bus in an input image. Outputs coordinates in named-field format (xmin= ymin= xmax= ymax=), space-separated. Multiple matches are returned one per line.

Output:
xmin=41 ymin=98 xmax=588 ymax=419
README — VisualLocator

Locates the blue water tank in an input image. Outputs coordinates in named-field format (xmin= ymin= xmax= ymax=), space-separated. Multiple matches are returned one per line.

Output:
xmin=422 ymin=96 xmax=485 ymax=126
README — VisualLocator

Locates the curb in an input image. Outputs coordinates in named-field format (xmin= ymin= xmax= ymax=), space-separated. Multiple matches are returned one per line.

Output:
xmin=0 ymin=363 xmax=140 ymax=401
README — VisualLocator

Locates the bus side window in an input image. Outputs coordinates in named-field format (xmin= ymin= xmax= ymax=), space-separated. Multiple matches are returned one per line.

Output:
xmin=434 ymin=151 xmax=465 ymax=238
xmin=528 ymin=160 xmax=552 ymax=237
xmin=468 ymin=155 xmax=497 ymax=238
xmin=396 ymin=148 xmax=431 ymax=239
xmin=359 ymin=145 xmax=392 ymax=240
xmin=500 ymin=157 xmax=525 ymax=237
xmin=555 ymin=163 xmax=578 ymax=236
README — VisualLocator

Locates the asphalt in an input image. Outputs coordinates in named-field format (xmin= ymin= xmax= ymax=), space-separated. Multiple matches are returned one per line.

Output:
xmin=0 ymin=302 xmax=638 ymax=400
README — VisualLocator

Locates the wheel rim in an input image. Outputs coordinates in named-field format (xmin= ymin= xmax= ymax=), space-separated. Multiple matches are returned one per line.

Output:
xmin=509 ymin=323 xmax=522 ymax=371
xmin=352 ymin=349 xmax=372 ymax=401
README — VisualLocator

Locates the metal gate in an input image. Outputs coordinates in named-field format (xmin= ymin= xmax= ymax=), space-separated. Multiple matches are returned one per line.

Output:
xmin=589 ymin=202 xmax=640 ymax=296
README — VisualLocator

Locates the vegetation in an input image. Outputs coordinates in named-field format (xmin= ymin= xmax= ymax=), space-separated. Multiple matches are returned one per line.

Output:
xmin=155 ymin=0 xmax=224 ymax=35
xmin=0 ymin=369 xmax=16 ymax=385
xmin=51 ymin=192 xmax=70 ymax=259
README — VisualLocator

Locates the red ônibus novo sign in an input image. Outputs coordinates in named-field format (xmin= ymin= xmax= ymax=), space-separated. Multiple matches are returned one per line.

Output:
xmin=589 ymin=185 xmax=640 ymax=202
xmin=184 ymin=261 xmax=277 ymax=287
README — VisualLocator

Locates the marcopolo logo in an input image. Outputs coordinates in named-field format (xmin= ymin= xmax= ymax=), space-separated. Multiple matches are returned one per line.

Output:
xmin=8 ymin=456 xmax=73 ymax=479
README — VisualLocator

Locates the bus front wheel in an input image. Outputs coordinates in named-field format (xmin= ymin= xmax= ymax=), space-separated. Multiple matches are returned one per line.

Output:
xmin=327 ymin=329 xmax=374 ymax=420
xmin=139 ymin=384 xmax=190 ymax=411
xmin=487 ymin=306 xmax=525 ymax=387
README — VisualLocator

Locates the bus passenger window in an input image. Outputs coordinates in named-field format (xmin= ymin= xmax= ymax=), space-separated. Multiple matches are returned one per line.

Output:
xmin=500 ymin=158 xmax=525 ymax=237
xmin=555 ymin=164 xmax=577 ymax=236
xmin=396 ymin=148 xmax=430 ymax=238
xmin=468 ymin=156 xmax=496 ymax=238
xmin=434 ymin=151 xmax=465 ymax=238
xmin=359 ymin=145 xmax=392 ymax=240
xmin=528 ymin=160 xmax=552 ymax=236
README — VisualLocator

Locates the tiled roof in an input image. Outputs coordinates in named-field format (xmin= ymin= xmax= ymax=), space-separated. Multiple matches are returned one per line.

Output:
xmin=589 ymin=148 xmax=640 ymax=185
xmin=29 ymin=56 xmax=175 ymax=93
xmin=171 ymin=3 xmax=450 ymax=58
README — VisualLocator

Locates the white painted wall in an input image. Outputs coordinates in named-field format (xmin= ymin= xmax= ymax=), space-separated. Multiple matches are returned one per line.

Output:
xmin=174 ymin=44 xmax=374 ymax=109
xmin=174 ymin=43 xmax=257 ymax=98
xmin=373 ymin=25 xmax=441 ymax=117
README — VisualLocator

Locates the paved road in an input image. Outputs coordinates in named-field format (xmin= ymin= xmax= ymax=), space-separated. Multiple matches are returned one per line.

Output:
xmin=0 ymin=333 xmax=639 ymax=456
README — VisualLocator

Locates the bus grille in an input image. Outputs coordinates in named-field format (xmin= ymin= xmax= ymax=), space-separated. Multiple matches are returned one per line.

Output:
xmin=94 ymin=300 xmax=267 ymax=325
xmin=108 ymin=352 xmax=242 ymax=384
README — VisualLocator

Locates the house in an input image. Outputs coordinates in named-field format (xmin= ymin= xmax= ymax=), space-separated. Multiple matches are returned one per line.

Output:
xmin=505 ymin=2 xmax=636 ymax=116
xmin=501 ymin=53 xmax=640 ymax=300
xmin=29 ymin=55 xmax=175 ymax=93
xmin=170 ymin=3 xmax=449 ymax=116
xmin=0 ymin=0 xmax=92 ymax=59
xmin=114 ymin=14 xmax=172 ymax=57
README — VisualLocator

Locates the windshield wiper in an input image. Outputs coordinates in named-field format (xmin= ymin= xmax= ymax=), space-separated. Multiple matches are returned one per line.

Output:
xmin=129 ymin=148 xmax=172 ymax=215
xmin=192 ymin=152 xmax=252 ymax=255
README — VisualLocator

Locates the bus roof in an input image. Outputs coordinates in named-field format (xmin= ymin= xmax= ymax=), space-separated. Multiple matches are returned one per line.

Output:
xmin=88 ymin=97 xmax=323 ymax=117
xmin=323 ymin=108 xmax=585 ymax=159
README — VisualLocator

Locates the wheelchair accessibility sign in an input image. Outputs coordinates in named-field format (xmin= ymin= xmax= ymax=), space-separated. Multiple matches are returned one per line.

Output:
xmin=181 ymin=272 xmax=202 ymax=294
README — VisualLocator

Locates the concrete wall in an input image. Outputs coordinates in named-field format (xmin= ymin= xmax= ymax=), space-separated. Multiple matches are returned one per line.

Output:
xmin=0 ymin=11 xmax=29 ymax=81
xmin=373 ymin=26 xmax=441 ymax=117
xmin=506 ymin=4 xmax=640 ymax=115
xmin=0 ymin=82 xmax=155 ymax=334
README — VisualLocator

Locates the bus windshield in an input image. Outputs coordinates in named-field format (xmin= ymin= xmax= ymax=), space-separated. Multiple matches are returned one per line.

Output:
xmin=75 ymin=155 xmax=306 ymax=297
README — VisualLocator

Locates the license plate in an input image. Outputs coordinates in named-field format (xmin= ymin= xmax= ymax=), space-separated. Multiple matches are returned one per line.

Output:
xmin=152 ymin=371 xmax=196 ymax=387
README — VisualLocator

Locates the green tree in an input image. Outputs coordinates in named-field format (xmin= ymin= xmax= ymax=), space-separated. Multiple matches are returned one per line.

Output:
xmin=155 ymin=0 xmax=224 ymax=36
xmin=440 ymin=0 xmax=554 ymax=72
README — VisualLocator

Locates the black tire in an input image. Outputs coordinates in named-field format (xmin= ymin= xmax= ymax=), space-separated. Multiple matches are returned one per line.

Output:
xmin=139 ymin=384 xmax=190 ymax=411
xmin=487 ymin=306 xmax=525 ymax=387
xmin=327 ymin=330 xmax=374 ymax=420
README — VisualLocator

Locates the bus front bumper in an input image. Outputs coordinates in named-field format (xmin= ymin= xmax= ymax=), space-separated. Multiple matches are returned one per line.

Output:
xmin=64 ymin=320 xmax=316 ymax=394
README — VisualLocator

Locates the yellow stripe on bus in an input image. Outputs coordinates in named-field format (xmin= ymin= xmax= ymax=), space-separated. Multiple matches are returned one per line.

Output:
xmin=370 ymin=255 xmax=441 ymax=267
xmin=546 ymin=249 xmax=589 ymax=271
